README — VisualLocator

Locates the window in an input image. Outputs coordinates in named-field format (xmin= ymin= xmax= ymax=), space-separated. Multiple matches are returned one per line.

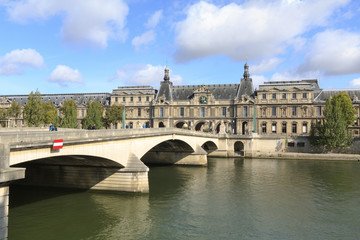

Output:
xmin=262 ymin=94 xmax=266 ymax=99
xmin=130 ymin=97 xmax=133 ymax=102
xmin=262 ymin=122 xmax=267 ymax=133
xmin=222 ymin=107 xmax=226 ymax=117
xmin=317 ymin=106 xmax=322 ymax=116
xmin=138 ymin=97 xmax=141 ymax=102
xmin=292 ymin=93 xmax=297 ymax=99
xmin=272 ymin=122 xmax=277 ymax=133
xmin=292 ymin=122 xmax=297 ymax=133
xmin=302 ymin=93 xmax=307 ymax=99
xmin=243 ymin=106 xmax=248 ymax=117
xmin=272 ymin=106 xmax=276 ymax=116
xmin=123 ymin=97 xmax=125 ymax=102
xmin=146 ymin=96 xmax=150 ymax=102
xmin=201 ymin=107 xmax=205 ymax=117
xmin=282 ymin=93 xmax=286 ymax=99
xmin=115 ymin=97 xmax=118 ymax=102
xmin=138 ymin=108 xmax=141 ymax=117
xmin=297 ymin=142 xmax=305 ymax=147
xmin=180 ymin=107 xmax=184 ymax=117
xmin=81 ymin=109 xmax=85 ymax=117
xmin=302 ymin=122 xmax=308 ymax=133
xmin=272 ymin=93 xmax=276 ymax=99
xmin=160 ymin=107 xmax=164 ymax=117
xmin=288 ymin=142 xmax=295 ymax=147
xmin=292 ymin=106 xmax=297 ymax=116
xmin=282 ymin=122 xmax=287 ymax=133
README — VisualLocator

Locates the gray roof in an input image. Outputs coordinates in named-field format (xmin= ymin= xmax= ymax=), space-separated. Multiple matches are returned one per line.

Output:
xmin=237 ymin=77 xmax=254 ymax=98
xmin=314 ymin=89 xmax=360 ymax=103
xmin=156 ymin=81 xmax=173 ymax=101
xmin=112 ymin=86 xmax=156 ymax=95
xmin=3 ymin=93 xmax=111 ymax=107
xmin=172 ymin=84 xmax=239 ymax=101
xmin=258 ymin=79 xmax=320 ymax=92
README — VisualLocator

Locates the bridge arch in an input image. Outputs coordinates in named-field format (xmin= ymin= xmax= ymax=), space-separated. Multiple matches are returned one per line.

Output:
xmin=175 ymin=121 xmax=186 ymax=128
xmin=201 ymin=141 xmax=218 ymax=153
xmin=140 ymin=139 xmax=195 ymax=165
xmin=234 ymin=141 xmax=244 ymax=156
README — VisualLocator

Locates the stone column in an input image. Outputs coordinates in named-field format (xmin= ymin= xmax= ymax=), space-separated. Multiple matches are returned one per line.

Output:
xmin=0 ymin=144 xmax=25 ymax=240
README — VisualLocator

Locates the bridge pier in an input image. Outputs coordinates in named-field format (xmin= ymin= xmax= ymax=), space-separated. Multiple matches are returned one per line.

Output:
xmin=0 ymin=144 xmax=25 ymax=240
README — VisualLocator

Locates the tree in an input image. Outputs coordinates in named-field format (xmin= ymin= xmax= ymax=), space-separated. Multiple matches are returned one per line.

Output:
xmin=81 ymin=101 xmax=104 ymax=129
xmin=103 ymin=105 xmax=123 ymax=128
xmin=310 ymin=91 xmax=354 ymax=150
xmin=23 ymin=90 xmax=43 ymax=127
xmin=42 ymin=102 xmax=59 ymax=125
xmin=60 ymin=99 xmax=78 ymax=128
xmin=0 ymin=108 xmax=7 ymax=127
xmin=7 ymin=102 xmax=22 ymax=118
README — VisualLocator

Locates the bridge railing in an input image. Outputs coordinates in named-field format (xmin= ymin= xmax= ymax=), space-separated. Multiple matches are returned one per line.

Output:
xmin=0 ymin=128 xmax=219 ymax=147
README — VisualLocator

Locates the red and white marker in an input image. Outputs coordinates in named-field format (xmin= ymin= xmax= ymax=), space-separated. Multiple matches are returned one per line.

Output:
xmin=53 ymin=139 xmax=63 ymax=149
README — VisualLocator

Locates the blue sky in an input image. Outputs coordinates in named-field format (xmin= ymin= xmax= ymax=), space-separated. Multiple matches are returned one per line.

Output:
xmin=1 ymin=0 xmax=360 ymax=95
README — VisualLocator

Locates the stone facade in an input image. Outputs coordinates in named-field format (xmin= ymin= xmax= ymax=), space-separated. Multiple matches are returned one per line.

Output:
xmin=1 ymin=63 xmax=360 ymax=137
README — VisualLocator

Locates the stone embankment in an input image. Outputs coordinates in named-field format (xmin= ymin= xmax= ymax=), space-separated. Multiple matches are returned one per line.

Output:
xmin=249 ymin=152 xmax=360 ymax=161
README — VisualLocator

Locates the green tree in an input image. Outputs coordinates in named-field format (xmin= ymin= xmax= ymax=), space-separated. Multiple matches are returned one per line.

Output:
xmin=310 ymin=92 xmax=354 ymax=150
xmin=42 ymin=102 xmax=59 ymax=125
xmin=0 ymin=108 xmax=7 ymax=127
xmin=103 ymin=105 xmax=123 ymax=128
xmin=332 ymin=91 xmax=357 ymax=125
xmin=23 ymin=90 xmax=43 ymax=127
xmin=7 ymin=102 xmax=22 ymax=118
xmin=81 ymin=101 xmax=104 ymax=129
xmin=60 ymin=99 xmax=78 ymax=128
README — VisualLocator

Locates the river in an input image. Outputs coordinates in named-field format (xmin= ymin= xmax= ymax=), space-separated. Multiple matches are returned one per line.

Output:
xmin=8 ymin=158 xmax=360 ymax=240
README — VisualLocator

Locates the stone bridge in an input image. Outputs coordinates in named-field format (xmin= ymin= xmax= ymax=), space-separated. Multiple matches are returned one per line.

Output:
xmin=0 ymin=127 xmax=289 ymax=239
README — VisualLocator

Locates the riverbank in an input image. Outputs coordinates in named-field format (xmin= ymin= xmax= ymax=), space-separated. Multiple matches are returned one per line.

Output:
xmin=246 ymin=151 xmax=360 ymax=161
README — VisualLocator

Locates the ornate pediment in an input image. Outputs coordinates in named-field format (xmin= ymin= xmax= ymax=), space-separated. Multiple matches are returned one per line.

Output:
xmin=194 ymin=84 xmax=211 ymax=94
xmin=0 ymin=97 xmax=11 ymax=104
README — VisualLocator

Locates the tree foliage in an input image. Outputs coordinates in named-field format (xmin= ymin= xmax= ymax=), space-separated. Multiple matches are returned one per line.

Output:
xmin=81 ymin=101 xmax=104 ymax=129
xmin=103 ymin=104 xmax=124 ymax=128
xmin=7 ymin=102 xmax=22 ymax=118
xmin=23 ymin=90 xmax=43 ymax=127
xmin=310 ymin=91 xmax=355 ymax=150
xmin=60 ymin=99 xmax=78 ymax=128
xmin=42 ymin=102 xmax=59 ymax=125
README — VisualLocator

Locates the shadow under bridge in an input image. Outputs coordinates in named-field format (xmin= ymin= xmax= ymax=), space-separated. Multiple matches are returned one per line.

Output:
xmin=141 ymin=139 xmax=212 ymax=166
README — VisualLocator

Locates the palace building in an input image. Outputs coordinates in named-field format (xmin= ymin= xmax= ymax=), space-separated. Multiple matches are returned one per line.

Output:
xmin=1 ymin=63 xmax=360 ymax=137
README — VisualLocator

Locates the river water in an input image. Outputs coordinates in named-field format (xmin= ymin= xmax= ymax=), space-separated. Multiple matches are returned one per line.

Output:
xmin=8 ymin=158 xmax=360 ymax=240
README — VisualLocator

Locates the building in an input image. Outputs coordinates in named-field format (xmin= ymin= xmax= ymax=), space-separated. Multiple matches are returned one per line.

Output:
xmin=1 ymin=63 xmax=360 ymax=137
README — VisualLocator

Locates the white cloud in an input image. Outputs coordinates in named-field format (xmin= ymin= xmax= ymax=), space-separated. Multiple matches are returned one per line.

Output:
xmin=270 ymin=70 xmax=322 ymax=82
xmin=173 ymin=0 xmax=350 ymax=62
xmin=114 ymin=64 xmax=184 ymax=86
xmin=0 ymin=48 xmax=44 ymax=75
xmin=349 ymin=77 xmax=360 ymax=88
xmin=132 ymin=9 xmax=163 ymax=51
xmin=250 ymin=58 xmax=283 ymax=74
xmin=132 ymin=30 xmax=156 ymax=51
xmin=145 ymin=10 xmax=163 ymax=28
xmin=47 ymin=65 xmax=83 ymax=86
xmin=251 ymin=75 xmax=268 ymax=89
xmin=5 ymin=0 xmax=129 ymax=48
xmin=299 ymin=29 xmax=360 ymax=76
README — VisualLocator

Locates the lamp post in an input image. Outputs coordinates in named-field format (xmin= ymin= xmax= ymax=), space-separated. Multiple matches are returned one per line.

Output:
xmin=252 ymin=100 xmax=257 ymax=133
xmin=122 ymin=105 xmax=126 ymax=129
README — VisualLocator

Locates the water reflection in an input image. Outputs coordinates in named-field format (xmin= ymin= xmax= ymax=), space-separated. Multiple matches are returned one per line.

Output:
xmin=8 ymin=158 xmax=360 ymax=240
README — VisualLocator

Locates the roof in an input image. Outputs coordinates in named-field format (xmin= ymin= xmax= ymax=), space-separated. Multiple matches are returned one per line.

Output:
xmin=258 ymin=79 xmax=320 ymax=92
xmin=172 ymin=84 xmax=240 ymax=101
xmin=3 ymin=93 xmax=111 ymax=106
xmin=112 ymin=86 xmax=156 ymax=95
xmin=313 ymin=89 xmax=360 ymax=103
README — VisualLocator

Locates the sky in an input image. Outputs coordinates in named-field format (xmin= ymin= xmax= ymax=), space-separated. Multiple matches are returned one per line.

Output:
xmin=1 ymin=0 xmax=360 ymax=95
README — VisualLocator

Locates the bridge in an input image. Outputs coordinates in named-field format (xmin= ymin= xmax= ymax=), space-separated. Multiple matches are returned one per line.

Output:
xmin=0 ymin=127 xmax=289 ymax=238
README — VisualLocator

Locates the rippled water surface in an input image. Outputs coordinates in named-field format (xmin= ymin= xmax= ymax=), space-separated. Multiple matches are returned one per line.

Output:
xmin=9 ymin=158 xmax=360 ymax=240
